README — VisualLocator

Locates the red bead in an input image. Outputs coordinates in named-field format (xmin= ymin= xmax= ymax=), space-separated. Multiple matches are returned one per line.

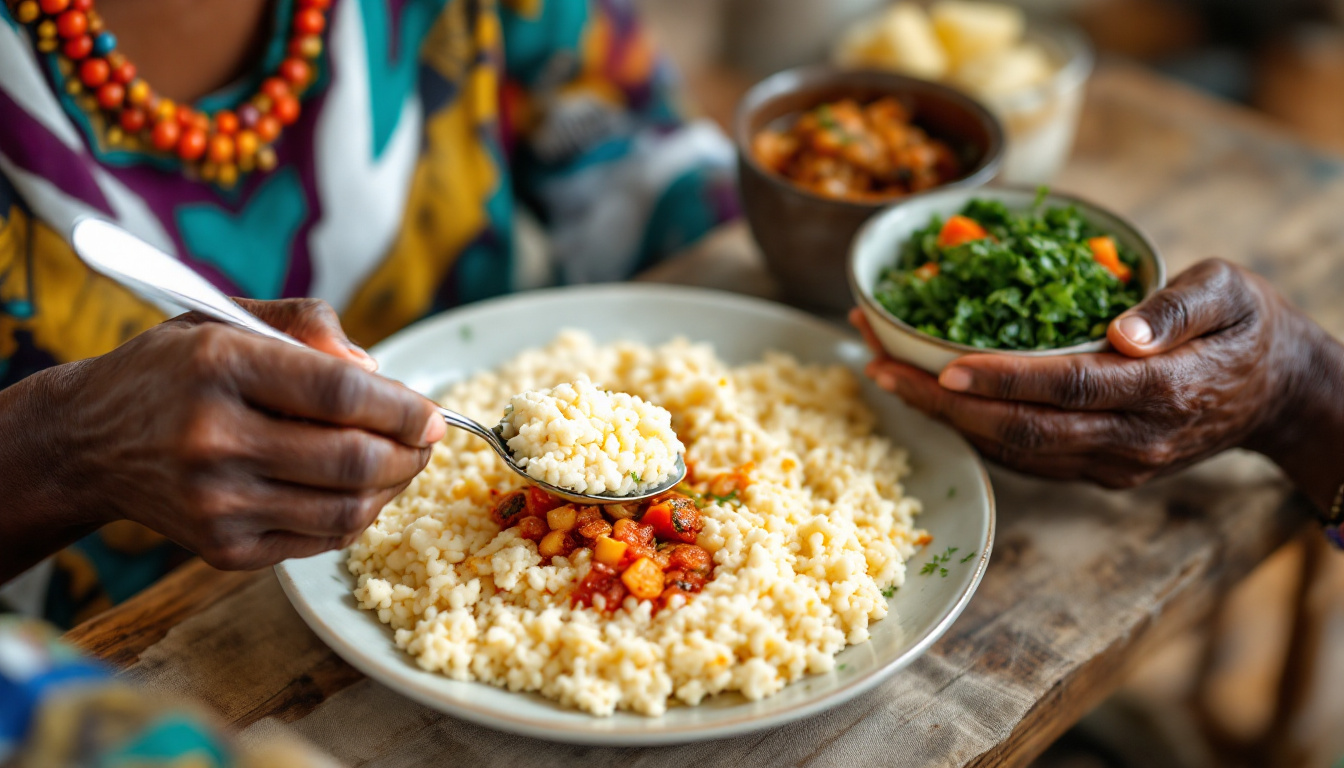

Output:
xmin=111 ymin=61 xmax=136 ymax=84
xmin=78 ymin=58 xmax=109 ymax=87
xmin=119 ymin=107 xmax=146 ymax=132
xmin=62 ymin=34 xmax=92 ymax=60
xmin=39 ymin=0 xmax=70 ymax=14
xmin=294 ymin=8 xmax=326 ymax=36
xmin=70 ymin=0 xmax=92 ymax=10
xmin=175 ymin=106 xmax=195 ymax=126
xmin=214 ymin=110 xmax=239 ymax=135
xmin=96 ymin=81 xmax=124 ymax=110
xmin=56 ymin=10 xmax=87 ymax=38
xmin=207 ymin=134 xmax=234 ymax=165
xmin=299 ymin=0 xmax=330 ymax=9
xmin=279 ymin=57 xmax=310 ymax=87
xmin=272 ymin=93 xmax=300 ymax=126
xmin=260 ymin=77 xmax=289 ymax=102
xmin=255 ymin=114 xmax=281 ymax=142
xmin=191 ymin=112 xmax=209 ymax=132
xmin=177 ymin=127 xmax=207 ymax=161
xmin=150 ymin=119 xmax=180 ymax=151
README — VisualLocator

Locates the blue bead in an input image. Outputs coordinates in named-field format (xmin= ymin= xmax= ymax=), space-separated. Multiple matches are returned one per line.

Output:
xmin=92 ymin=32 xmax=116 ymax=56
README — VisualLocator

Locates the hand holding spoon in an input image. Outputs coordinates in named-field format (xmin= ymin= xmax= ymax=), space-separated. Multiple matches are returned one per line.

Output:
xmin=69 ymin=218 xmax=686 ymax=505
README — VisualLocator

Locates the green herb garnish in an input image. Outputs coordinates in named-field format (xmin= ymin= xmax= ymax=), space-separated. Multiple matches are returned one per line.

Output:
xmin=630 ymin=472 xmax=642 ymax=483
xmin=873 ymin=192 xmax=1142 ymax=350
xmin=959 ymin=551 xmax=975 ymax=564
xmin=712 ymin=489 xmax=739 ymax=505
xmin=459 ymin=324 xmax=473 ymax=342
xmin=920 ymin=547 xmax=959 ymax=578
xmin=947 ymin=487 xmax=956 ymax=499
xmin=838 ymin=663 xmax=849 ymax=671
xmin=881 ymin=585 xmax=897 ymax=598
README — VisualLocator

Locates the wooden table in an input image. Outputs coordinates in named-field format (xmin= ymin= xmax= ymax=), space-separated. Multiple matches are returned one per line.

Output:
xmin=66 ymin=64 xmax=1344 ymax=767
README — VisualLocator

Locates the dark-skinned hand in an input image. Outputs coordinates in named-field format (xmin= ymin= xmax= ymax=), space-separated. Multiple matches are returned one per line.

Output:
xmin=0 ymin=298 xmax=445 ymax=579
xmin=852 ymin=258 xmax=1337 ymax=492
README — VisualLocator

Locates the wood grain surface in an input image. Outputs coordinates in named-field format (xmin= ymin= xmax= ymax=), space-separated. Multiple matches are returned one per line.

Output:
xmin=66 ymin=64 xmax=1343 ymax=767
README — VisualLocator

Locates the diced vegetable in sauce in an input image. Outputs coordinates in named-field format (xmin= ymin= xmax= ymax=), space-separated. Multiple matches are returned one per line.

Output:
xmin=751 ymin=97 xmax=962 ymax=202
xmin=487 ymin=465 xmax=755 ymax=613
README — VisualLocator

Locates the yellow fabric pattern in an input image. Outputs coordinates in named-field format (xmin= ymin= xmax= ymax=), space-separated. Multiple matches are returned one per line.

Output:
xmin=340 ymin=19 xmax=503 ymax=346
xmin=0 ymin=205 xmax=164 ymax=367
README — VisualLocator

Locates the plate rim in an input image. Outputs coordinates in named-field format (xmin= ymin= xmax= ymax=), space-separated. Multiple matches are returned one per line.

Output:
xmin=275 ymin=283 xmax=996 ymax=746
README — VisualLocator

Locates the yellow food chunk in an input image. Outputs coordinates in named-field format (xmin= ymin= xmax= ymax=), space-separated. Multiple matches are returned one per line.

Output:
xmin=930 ymin=0 xmax=1024 ymax=67
xmin=835 ymin=3 xmax=948 ymax=79
xmin=547 ymin=505 xmax=577 ymax=532
xmin=539 ymin=530 xmax=571 ymax=559
xmin=949 ymin=43 xmax=1054 ymax=98
xmin=620 ymin=557 xmax=665 ymax=600
xmin=593 ymin=535 xmax=629 ymax=567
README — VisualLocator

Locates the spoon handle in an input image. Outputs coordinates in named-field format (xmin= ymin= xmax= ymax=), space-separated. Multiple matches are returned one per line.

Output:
xmin=70 ymin=218 xmax=304 ymax=349
xmin=70 ymin=218 xmax=512 ymax=454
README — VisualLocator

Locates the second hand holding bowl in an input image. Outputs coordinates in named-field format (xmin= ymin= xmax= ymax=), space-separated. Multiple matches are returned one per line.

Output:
xmin=69 ymin=218 xmax=686 ymax=506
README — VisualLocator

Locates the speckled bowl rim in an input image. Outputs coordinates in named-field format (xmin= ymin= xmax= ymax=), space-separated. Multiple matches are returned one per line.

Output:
xmin=848 ymin=185 xmax=1168 ymax=358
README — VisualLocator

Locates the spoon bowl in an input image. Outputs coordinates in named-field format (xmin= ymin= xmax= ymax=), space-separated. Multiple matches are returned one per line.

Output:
xmin=69 ymin=217 xmax=687 ymax=506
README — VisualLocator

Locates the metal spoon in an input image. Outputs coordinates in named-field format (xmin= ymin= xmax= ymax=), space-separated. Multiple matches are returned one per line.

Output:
xmin=69 ymin=217 xmax=687 ymax=505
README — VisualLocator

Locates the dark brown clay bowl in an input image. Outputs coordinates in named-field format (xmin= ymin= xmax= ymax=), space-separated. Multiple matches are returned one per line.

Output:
xmin=736 ymin=67 xmax=1005 ymax=313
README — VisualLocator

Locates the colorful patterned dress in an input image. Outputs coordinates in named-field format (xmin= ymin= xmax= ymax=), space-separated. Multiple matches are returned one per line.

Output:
xmin=0 ymin=0 xmax=739 ymax=626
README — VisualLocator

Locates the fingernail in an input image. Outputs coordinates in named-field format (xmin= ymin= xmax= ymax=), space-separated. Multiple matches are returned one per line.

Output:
xmin=1117 ymin=315 xmax=1154 ymax=345
xmin=421 ymin=415 xmax=447 ymax=445
xmin=940 ymin=366 xmax=972 ymax=392
xmin=346 ymin=342 xmax=378 ymax=372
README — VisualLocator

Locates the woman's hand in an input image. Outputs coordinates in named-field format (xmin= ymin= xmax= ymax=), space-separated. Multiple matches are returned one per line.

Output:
xmin=853 ymin=259 xmax=1344 ymax=503
xmin=0 ymin=299 xmax=446 ymax=580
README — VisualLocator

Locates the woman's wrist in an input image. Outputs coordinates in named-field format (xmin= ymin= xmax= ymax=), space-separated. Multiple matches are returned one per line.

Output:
xmin=0 ymin=361 xmax=109 ymax=581
xmin=1244 ymin=312 xmax=1344 ymax=517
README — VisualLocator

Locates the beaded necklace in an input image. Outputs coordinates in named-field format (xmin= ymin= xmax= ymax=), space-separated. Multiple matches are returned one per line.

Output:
xmin=6 ymin=0 xmax=331 ymax=188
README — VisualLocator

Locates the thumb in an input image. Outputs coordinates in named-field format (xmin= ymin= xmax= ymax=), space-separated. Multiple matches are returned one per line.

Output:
xmin=234 ymin=297 xmax=378 ymax=372
xmin=1107 ymin=258 xmax=1256 ymax=358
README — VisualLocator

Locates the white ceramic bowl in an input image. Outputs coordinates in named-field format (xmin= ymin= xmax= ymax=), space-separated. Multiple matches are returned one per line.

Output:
xmin=275 ymin=284 xmax=994 ymax=745
xmin=849 ymin=186 xmax=1166 ymax=375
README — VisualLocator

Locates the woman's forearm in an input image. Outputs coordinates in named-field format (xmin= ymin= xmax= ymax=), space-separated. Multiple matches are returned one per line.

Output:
xmin=0 ymin=362 xmax=102 ymax=583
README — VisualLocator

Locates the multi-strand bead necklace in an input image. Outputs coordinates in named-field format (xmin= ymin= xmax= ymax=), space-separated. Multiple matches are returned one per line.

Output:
xmin=7 ymin=0 xmax=330 ymax=188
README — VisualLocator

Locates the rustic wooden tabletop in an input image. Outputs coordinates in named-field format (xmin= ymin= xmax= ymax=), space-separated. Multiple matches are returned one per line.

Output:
xmin=65 ymin=64 xmax=1344 ymax=767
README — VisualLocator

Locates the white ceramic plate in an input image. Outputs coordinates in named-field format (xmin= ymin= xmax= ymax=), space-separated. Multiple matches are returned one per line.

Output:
xmin=275 ymin=285 xmax=994 ymax=746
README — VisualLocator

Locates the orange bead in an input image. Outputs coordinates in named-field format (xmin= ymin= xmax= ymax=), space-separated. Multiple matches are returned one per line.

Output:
xmin=299 ymin=0 xmax=330 ymax=9
xmin=207 ymin=134 xmax=234 ymax=165
xmin=255 ymin=114 xmax=281 ymax=142
xmin=191 ymin=112 xmax=209 ymax=132
xmin=235 ymin=130 xmax=259 ymax=159
xmin=150 ymin=119 xmax=180 ymax=151
xmin=214 ymin=110 xmax=239 ymax=135
xmin=119 ymin=107 xmax=146 ymax=132
xmin=96 ymin=82 xmax=124 ymax=110
xmin=294 ymin=8 xmax=325 ymax=35
xmin=279 ymin=57 xmax=310 ymax=87
xmin=70 ymin=0 xmax=91 ymax=10
xmin=272 ymin=93 xmax=300 ymax=126
xmin=62 ymin=34 xmax=92 ymax=60
xmin=176 ymin=127 xmax=207 ymax=161
xmin=56 ymin=10 xmax=87 ymax=38
xmin=111 ymin=61 xmax=135 ymax=84
xmin=175 ymin=106 xmax=195 ymax=126
xmin=127 ymin=79 xmax=150 ymax=105
xmin=39 ymin=0 xmax=70 ymax=14
xmin=78 ymin=58 xmax=109 ymax=87
xmin=260 ymin=77 xmax=289 ymax=102
xmin=15 ymin=1 xmax=40 ymax=24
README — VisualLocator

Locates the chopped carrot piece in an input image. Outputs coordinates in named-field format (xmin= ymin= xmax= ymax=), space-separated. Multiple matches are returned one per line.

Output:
xmin=1087 ymin=236 xmax=1132 ymax=283
xmin=913 ymin=262 xmax=940 ymax=280
xmin=936 ymin=215 xmax=989 ymax=248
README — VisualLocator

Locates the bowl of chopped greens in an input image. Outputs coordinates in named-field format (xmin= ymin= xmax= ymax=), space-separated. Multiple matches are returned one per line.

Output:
xmin=849 ymin=186 xmax=1165 ymax=374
